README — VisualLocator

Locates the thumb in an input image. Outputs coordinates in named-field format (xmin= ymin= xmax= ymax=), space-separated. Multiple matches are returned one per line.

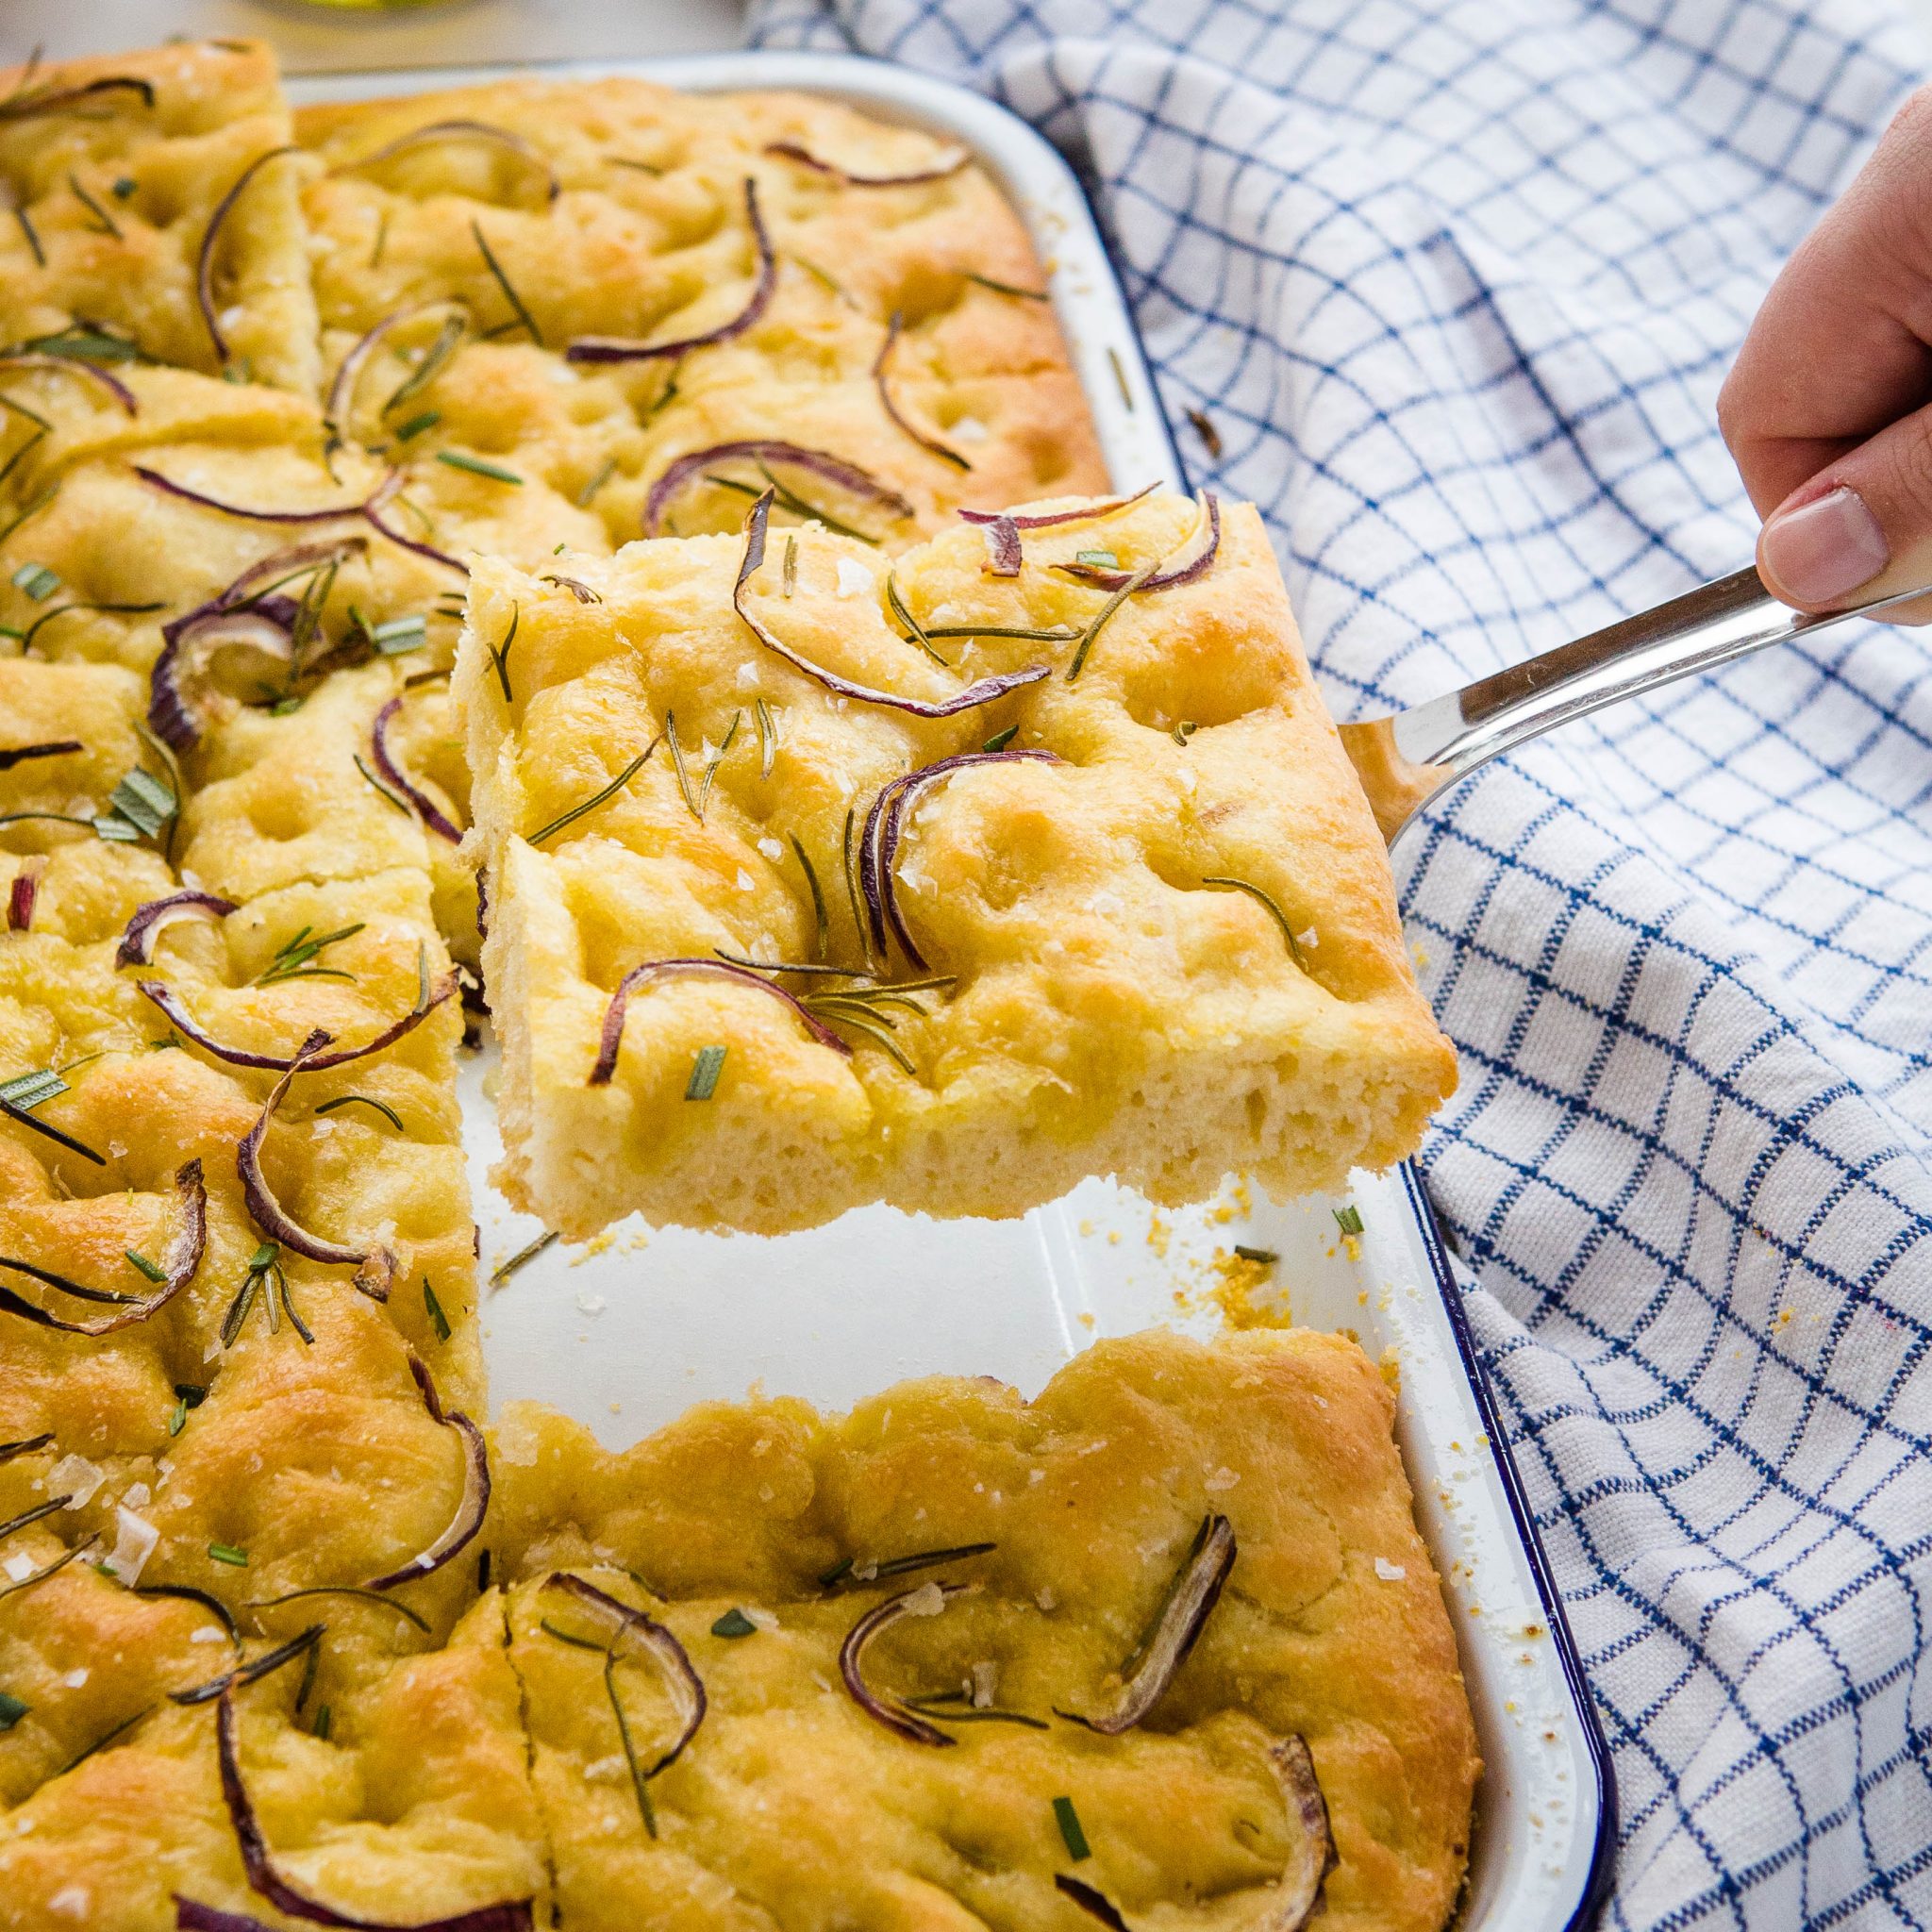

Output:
xmin=1757 ymin=403 xmax=1932 ymax=620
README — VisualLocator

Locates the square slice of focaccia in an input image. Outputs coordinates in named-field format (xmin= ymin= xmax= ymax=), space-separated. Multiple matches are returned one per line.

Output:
xmin=0 ymin=40 xmax=320 ymax=395
xmin=458 ymin=490 xmax=1457 ymax=1237
xmin=294 ymin=77 xmax=1108 ymax=550
xmin=486 ymin=1326 xmax=1479 ymax=1932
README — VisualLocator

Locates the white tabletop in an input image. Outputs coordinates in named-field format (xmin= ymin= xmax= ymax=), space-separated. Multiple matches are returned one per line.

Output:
xmin=2 ymin=0 xmax=746 ymax=74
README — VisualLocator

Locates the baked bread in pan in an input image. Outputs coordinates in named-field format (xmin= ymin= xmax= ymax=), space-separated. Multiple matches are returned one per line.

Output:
xmin=0 ymin=41 xmax=1469 ymax=1931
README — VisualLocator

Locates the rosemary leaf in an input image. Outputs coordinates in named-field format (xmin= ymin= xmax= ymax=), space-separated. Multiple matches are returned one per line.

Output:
xmin=355 ymin=753 xmax=413 ymax=816
xmin=1054 ymin=1794 xmax=1092 ymax=1861
xmin=472 ymin=218 xmax=543 ymax=346
xmin=755 ymin=695 xmax=776 ymax=779
xmin=436 ymin=449 xmax=522 ymax=486
xmin=314 ymin=1093 xmax=404 ymax=1132
xmin=791 ymin=834 xmax=828 ymax=961
xmin=423 ymin=1275 xmax=452 ymax=1342
xmin=485 ymin=604 xmax=518 ymax=703
xmin=664 ymin=711 xmax=701 ymax=822
xmin=527 ymin=737 xmax=658 ymax=845
xmin=1199 ymin=874 xmax=1304 ymax=967
xmin=489 ymin=1229 xmax=558 ymax=1287
xmin=685 ymin=1044 xmax=727 ymax=1101
xmin=1333 ymin=1205 xmax=1364 ymax=1239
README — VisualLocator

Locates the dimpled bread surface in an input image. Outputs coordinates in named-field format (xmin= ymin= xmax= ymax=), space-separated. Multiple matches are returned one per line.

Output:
xmin=459 ymin=492 xmax=1457 ymax=1238
xmin=0 ymin=39 xmax=1473 ymax=1932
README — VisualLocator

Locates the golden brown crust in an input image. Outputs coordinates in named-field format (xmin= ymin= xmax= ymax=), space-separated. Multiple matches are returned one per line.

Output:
xmin=462 ymin=493 xmax=1457 ymax=1237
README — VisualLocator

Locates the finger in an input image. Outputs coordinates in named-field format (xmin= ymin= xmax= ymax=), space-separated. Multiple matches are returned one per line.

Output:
xmin=1720 ymin=86 xmax=1932 ymax=516
xmin=1756 ymin=399 xmax=1932 ymax=621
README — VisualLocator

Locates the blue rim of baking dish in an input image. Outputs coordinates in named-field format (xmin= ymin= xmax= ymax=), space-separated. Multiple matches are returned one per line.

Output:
xmin=291 ymin=45 xmax=1621 ymax=1926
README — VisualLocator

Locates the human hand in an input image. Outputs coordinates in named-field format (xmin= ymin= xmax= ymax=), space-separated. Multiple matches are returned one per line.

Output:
xmin=1720 ymin=88 xmax=1932 ymax=619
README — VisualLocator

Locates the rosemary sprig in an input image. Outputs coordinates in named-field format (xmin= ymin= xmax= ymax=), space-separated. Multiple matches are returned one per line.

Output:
xmin=904 ymin=1691 xmax=1048 ymax=1730
xmin=983 ymin=724 xmax=1018 ymax=753
xmin=68 ymin=171 xmax=121 ymax=239
xmin=21 ymin=599 xmax=165 ymax=658
xmin=249 ymin=1586 xmax=429 ymax=1633
xmin=791 ymin=834 xmax=828 ymax=960
xmin=538 ymin=1619 xmax=658 ymax=1837
xmin=664 ymin=711 xmax=701 ymax=822
xmin=754 ymin=696 xmax=776 ymax=778
xmin=489 ymin=1228 xmax=557 ymax=1287
xmin=924 ymin=622 xmax=1076 ymax=641
xmin=314 ymin=1093 xmax=404 ymax=1132
xmin=1065 ymin=558 xmax=1159 ymax=682
xmin=255 ymin=922 xmax=365 ymax=987
xmin=841 ymin=806 xmax=871 ymax=969
xmin=527 ymin=737 xmax=659 ymax=845
xmin=1054 ymin=1794 xmax=1092 ymax=1859
xmin=695 ymin=713 xmax=741 ymax=820
xmin=484 ymin=604 xmax=518 ymax=704
xmin=1333 ymin=1204 xmax=1363 ymax=1239
xmin=14 ymin=207 xmax=43 ymax=267
xmin=472 ymin=219 xmax=542 ymax=346
xmin=963 ymin=270 xmax=1049 ymax=301
xmin=437 ymin=449 xmax=522 ymax=486
xmin=575 ymin=457 xmax=617 ymax=508
xmin=705 ymin=467 xmax=875 ymax=544
xmin=1199 ymin=875 xmax=1304 ymax=967
xmin=685 ymin=1044 xmax=726 ymax=1101
xmin=355 ymin=753 xmax=412 ymax=816
xmin=384 ymin=310 xmax=466 ymax=418
xmin=818 ymin=1539 xmax=992 ymax=1591
xmin=782 ymin=533 xmax=797 ymax=597
xmin=886 ymin=570 xmax=948 ymax=666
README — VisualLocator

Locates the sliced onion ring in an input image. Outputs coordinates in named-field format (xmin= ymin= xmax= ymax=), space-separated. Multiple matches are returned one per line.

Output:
xmin=197 ymin=144 xmax=300 ymax=369
xmin=734 ymin=491 xmax=1047 ymax=719
xmin=840 ymin=1579 xmax=974 ymax=1747
xmin=326 ymin=299 xmax=466 ymax=435
xmin=175 ymin=1900 xmax=278 ymax=1932
xmin=0 ymin=352 xmax=137 ymax=414
xmin=980 ymin=515 xmax=1021 ymax=576
xmin=873 ymin=311 xmax=969 ymax=472
xmin=371 ymin=696 xmax=461 ymax=843
xmin=0 ymin=76 xmax=156 ymax=124
xmin=642 ymin=439 xmax=912 ymax=539
xmin=763 ymin=141 xmax=969 ymax=188
xmin=0 ymin=1159 xmax=206 ymax=1337
xmin=237 ymin=1034 xmax=395 ymax=1295
xmin=135 ymin=464 xmax=367 ymax=526
xmin=1263 ymin=1735 xmax=1338 ymax=1932
xmin=567 ymin=178 xmax=772 ymax=366
xmin=8 ymin=866 xmax=39 ymax=933
xmin=331 ymin=120 xmax=558 ymax=204
xmin=364 ymin=1354 xmax=490 ymax=1591
xmin=1066 ymin=1513 xmax=1234 ymax=1734
xmin=138 ymin=971 xmax=456 ymax=1074
xmin=860 ymin=751 xmax=1061 ymax=968
xmin=213 ymin=1688 xmax=533 ymax=1930
xmin=1055 ymin=492 xmax=1221 ymax=593
xmin=117 ymin=891 xmax=238 ymax=968
xmin=542 ymin=1573 xmax=707 ymax=1774
xmin=590 ymin=957 xmax=850 ymax=1088
xmin=958 ymin=484 xmax=1158 ymax=532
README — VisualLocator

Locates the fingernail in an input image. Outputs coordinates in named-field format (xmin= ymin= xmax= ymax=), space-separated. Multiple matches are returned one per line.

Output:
xmin=1760 ymin=486 xmax=1890 ymax=604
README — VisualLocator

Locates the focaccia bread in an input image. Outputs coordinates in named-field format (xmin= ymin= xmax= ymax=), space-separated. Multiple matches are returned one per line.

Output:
xmin=459 ymin=490 xmax=1457 ymax=1237
xmin=0 ymin=41 xmax=320 ymax=396
xmin=294 ymin=76 xmax=1107 ymax=552
xmin=0 ymin=1330 xmax=1478 ymax=1932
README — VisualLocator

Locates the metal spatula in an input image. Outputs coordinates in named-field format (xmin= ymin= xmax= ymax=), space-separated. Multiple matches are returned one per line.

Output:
xmin=1338 ymin=565 xmax=1929 ymax=844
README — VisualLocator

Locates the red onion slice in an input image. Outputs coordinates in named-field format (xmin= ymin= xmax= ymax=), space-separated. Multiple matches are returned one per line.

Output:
xmin=362 ymin=496 xmax=469 ymax=577
xmin=1056 ymin=1878 xmax=1131 ymax=1931
xmin=136 ymin=465 xmax=367 ymax=525
xmin=734 ymin=492 xmax=1048 ymax=719
xmin=214 ymin=1689 xmax=532 ymax=1930
xmin=364 ymin=1355 xmax=490 ymax=1591
xmin=197 ymin=145 xmax=300 ymax=369
xmin=0 ymin=1159 xmax=206 ymax=1336
xmin=372 ymin=697 xmax=462 ymax=843
xmin=138 ymin=972 xmax=456 ymax=1074
xmin=0 ymin=352 xmax=137 ymax=414
xmin=7 ymin=866 xmax=39 ymax=932
xmin=0 ymin=76 xmax=156 ymax=124
xmin=981 ymin=515 xmax=1021 ymax=576
xmin=839 ymin=1580 xmax=974 ymax=1746
xmin=873 ymin=312 xmax=969 ymax=472
xmin=1055 ymin=493 xmax=1221 ymax=593
xmin=325 ymin=299 xmax=466 ymax=434
xmin=1067 ymin=1514 xmax=1234 ymax=1734
xmin=589 ymin=958 xmax=850 ymax=1088
xmin=117 ymin=891 xmax=238 ymax=968
xmin=958 ymin=484 xmax=1158 ymax=531
xmin=332 ymin=120 xmax=558 ymax=204
xmin=237 ymin=1037 xmax=395 ymax=1294
xmin=763 ymin=141 xmax=969 ymax=188
xmin=567 ymin=179 xmax=772 ymax=365
xmin=542 ymin=1574 xmax=707 ymax=1775
xmin=1261 ymin=1736 xmax=1338 ymax=1932
xmin=642 ymin=440 xmax=912 ymax=539
xmin=176 ymin=1900 xmax=278 ymax=1932
xmin=859 ymin=751 xmax=1061 ymax=968
xmin=0 ymin=739 xmax=83 ymax=773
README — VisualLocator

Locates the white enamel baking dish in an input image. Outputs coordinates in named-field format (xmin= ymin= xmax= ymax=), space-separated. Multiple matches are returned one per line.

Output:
xmin=291 ymin=51 xmax=1617 ymax=1931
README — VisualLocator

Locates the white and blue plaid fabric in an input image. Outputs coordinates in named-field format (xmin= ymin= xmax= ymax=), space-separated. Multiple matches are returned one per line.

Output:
xmin=746 ymin=3 xmax=1932 ymax=1924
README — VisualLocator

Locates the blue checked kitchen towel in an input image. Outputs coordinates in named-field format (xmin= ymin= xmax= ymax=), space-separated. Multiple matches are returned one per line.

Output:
xmin=745 ymin=2 xmax=1932 ymax=1925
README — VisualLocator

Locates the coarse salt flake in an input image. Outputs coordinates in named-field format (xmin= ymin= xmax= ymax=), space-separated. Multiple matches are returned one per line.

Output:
xmin=902 ymin=1581 xmax=948 ymax=1618
xmin=100 ymin=1506 xmax=159 ymax=1586
xmin=1204 ymin=1466 xmax=1241 ymax=1492
xmin=950 ymin=416 xmax=990 ymax=442
xmin=758 ymin=837 xmax=784 ymax=861
xmin=737 ymin=868 xmax=756 ymax=891
xmin=2 ymin=1554 xmax=33 ymax=1583
xmin=61 ymin=1669 xmax=88 ymax=1690
xmin=49 ymin=1455 xmax=104 ymax=1509
xmin=1374 ymin=1557 xmax=1407 ymax=1582
xmin=835 ymin=557 xmax=874 ymax=599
